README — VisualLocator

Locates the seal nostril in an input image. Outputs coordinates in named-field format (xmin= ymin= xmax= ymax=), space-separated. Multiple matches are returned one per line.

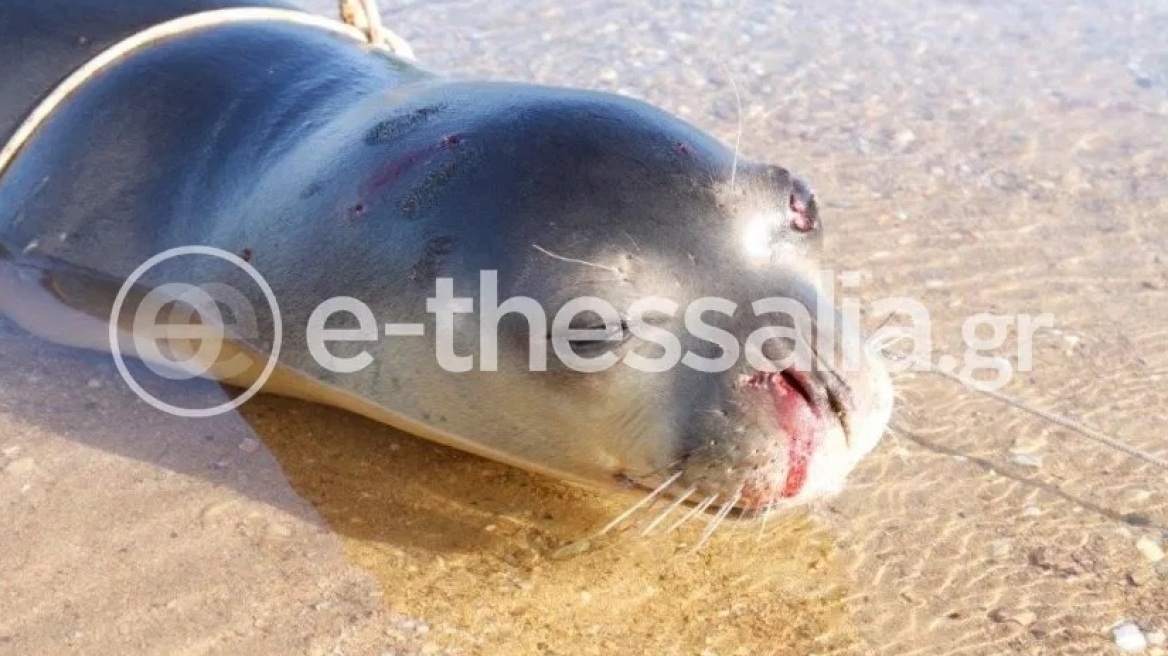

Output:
xmin=789 ymin=192 xmax=816 ymax=232
xmin=788 ymin=177 xmax=819 ymax=233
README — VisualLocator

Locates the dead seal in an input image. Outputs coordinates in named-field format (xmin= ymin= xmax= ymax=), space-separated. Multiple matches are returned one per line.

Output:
xmin=0 ymin=0 xmax=894 ymax=522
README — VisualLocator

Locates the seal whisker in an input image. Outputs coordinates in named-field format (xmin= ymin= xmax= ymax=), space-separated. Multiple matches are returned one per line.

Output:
xmin=598 ymin=471 xmax=683 ymax=535
xmin=667 ymin=494 xmax=718 ymax=534
xmin=866 ymin=329 xmax=915 ymax=356
xmin=729 ymin=505 xmax=757 ymax=556
xmin=621 ymin=231 xmax=642 ymax=254
xmin=556 ymin=277 xmax=641 ymax=293
xmin=690 ymin=489 xmax=742 ymax=554
xmin=724 ymin=66 xmax=744 ymax=192
xmin=531 ymin=244 xmax=622 ymax=276
xmin=755 ymin=500 xmax=776 ymax=543
xmin=640 ymin=486 xmax=697 ymax=536
xmin=866 ymin=313 xmax=898 ymax=339
xmin=635 ymin=458 xmax=686 ymax=480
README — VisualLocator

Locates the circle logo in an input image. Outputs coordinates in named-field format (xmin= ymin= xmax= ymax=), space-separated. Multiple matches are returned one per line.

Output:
xmin=108 ymin=245 xmax=282 ymax=418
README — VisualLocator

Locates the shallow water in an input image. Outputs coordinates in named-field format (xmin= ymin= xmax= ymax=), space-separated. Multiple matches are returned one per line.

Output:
xmin=3 ymin=0 xmax=1167 ymax=654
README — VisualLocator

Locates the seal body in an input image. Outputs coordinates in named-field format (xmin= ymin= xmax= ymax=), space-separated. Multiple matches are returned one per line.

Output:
xmin=0 ymin=0 xmax=893 ymax=511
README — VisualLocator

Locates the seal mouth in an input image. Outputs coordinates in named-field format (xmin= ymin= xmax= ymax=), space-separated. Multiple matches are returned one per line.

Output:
xmin=743 ymin=368 xmax=854 ymax=429
xmin=620 ymin=368 xmax=858 ymax=513
xmin=620 ymin=368 xmax=855 ymax=512
xmin=738 ymin=369 xmax=835 ymax=503
xmin=743 ymin=369 xmax=825 ymax=413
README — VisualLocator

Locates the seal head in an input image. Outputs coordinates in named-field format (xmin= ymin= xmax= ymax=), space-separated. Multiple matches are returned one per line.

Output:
xmin=278 ymin=82 xmax=895 ymax=510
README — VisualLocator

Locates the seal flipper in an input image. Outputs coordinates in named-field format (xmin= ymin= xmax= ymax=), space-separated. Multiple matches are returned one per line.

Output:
xmin=34 ymin=256 xmax=136 ymax=327
xmin=0 ymin=253 xmax=278 ymax=393
xmin=0 ymin=255 xmax=127 ymax=353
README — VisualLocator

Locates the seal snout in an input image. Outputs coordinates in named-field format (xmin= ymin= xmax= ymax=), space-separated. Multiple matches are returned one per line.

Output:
xmin=661 ymin=357 xmax=885 ymax=513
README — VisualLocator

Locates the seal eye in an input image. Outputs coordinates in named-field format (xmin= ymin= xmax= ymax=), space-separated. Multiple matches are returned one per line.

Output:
xmin=567 ymin=318 xmax=631 ymax=353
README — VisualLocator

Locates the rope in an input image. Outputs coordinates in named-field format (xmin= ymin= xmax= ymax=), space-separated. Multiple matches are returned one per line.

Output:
xmin=341 ymin=0 xmax=415 ymax=59
xmin=921 ymin=365 xmax=1168 ymax=470
xmin=886 ymin=351 xmax=1168 ymax=471
xmin=0 ymin=1 xmax=415 ymax=185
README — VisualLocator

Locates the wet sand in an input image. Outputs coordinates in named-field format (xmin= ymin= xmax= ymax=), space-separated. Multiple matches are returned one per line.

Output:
xmin=3 ymin=0 xmax=1167 ymax=654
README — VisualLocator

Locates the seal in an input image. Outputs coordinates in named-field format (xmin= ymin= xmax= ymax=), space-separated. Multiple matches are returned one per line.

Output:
xmin=0 ymin=0 xmax=894 ymax=518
